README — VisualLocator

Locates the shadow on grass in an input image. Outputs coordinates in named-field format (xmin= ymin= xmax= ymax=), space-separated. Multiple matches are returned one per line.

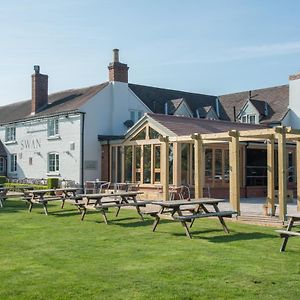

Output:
xmin=109 ymin=217 xmax=153 ymax=227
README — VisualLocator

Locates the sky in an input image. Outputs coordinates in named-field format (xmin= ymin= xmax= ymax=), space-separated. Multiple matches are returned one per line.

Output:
xmin=1 ymin=0 xmax=300 ymax=106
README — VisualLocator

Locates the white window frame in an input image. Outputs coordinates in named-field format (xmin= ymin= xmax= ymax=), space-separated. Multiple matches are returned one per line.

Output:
xmin=48 ymin=152 xmax=60 ymax=173
xmin=129 ymin=110 xmax=143 ymax=123
xmin=240 ymin=114 xmax=256 ymax=124
xmin=10 ymin=154 xmax=17 ymax=173
xmin=5 ymin=126 xmax=16 ymax=142
xmin=48 ymin=118 xmax=59 ymax=138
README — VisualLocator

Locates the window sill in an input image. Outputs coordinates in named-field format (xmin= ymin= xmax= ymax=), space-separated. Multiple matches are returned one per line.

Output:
xmin=46 ymin=172 xmax=60 ymax=176
xmin=4 ymin=140 xmax=17 ymax=145
xmin=47 ymin=135 xmax=61 ymax=140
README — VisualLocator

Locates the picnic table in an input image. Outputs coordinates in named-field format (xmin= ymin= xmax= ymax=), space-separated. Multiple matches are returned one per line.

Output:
xmin=24 ymin=187 xmax=80 ymax=215
xmin=276 ymin=214 xmax=300 ymax=252
xmin=75 ymin=191 xmax=147 ymax=224
xmin=0 ymin=188 xmax=8 ymax=208
xmin=148 ymin=198 xmax=237 ymax=239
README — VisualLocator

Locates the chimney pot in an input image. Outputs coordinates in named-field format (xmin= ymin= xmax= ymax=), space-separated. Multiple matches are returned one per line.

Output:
xmin=113 ymin=49 xmax=119 ymax=63
xmin=34 ymin=65 xmax=40 ymax=74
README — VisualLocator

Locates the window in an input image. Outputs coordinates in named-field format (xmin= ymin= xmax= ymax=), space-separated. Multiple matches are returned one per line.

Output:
xmin=129 ymin=110 xmax=143 ymax=123
xmin=48 ymin=118 xmax=59 ymax=137
xmin=48 ymin=153 xmax=59 ymax=172
xmin=241 ymin=114 xmax=256 ymax=124
xmin=5 ymin=126 xmax=16 ymax=142
xmin=10 ymin=154 xmax=17 ymax=172
xmin=0 ymin=157 xmax=5 ymax=173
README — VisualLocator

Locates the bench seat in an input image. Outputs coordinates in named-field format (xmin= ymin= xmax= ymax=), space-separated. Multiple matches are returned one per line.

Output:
xmin=173 ymin=210 xmax=237 ymax=221
xmin=276 ymin=230 xmax=300 ymax=237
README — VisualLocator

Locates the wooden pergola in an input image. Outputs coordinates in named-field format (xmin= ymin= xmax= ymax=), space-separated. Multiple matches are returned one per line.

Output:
xmin=159 ymin=126 xmax=300 ymax=221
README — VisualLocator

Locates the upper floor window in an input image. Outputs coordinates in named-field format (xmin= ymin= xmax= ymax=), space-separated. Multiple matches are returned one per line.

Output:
xmin=5 ymin=126 xmax=16 ymax=142
xmin=48 ymin=153 xmax=59 ymax=172
xmin=130 ymin=110 xmax=143 ymax=123
xmin=48 ymin=119 xmax=59 ymax=137
xmin=10 ymin=154 xmax=17 ymax=172
xmin=241 ymin=114 xmax=256 ymax=124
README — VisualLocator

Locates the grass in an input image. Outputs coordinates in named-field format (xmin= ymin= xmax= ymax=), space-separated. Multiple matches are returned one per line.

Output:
xmin=1 ymin=199 xmax=300 ymax=300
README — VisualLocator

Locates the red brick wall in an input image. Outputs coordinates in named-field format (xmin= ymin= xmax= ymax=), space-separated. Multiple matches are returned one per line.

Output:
xmin=31 ymin=73 xmax=48 ymax=114
xmin=108 ymin=62 xmax=129 ymax=83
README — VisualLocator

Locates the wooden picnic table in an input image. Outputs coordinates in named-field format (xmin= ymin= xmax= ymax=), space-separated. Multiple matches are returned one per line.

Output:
xmin=149 ymin=198 xmax=237 ymax=239
xmin=276 ymin=214 xmax=300 ymax=252
xmin=0 ymin=188 xmax=8 ymax=208
xmin=75 ymin=191 xmax=146 ymax=224
xmin=24 ymin=187 xmax=80 ymax=215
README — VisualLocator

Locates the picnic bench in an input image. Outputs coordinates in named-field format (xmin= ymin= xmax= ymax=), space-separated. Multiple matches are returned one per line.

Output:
xmin=75 ymin=191 xmax=147 ymax=224
xmin=23 ymin=187 xmax=80 ymax=215
xmin=148 ymin=198 xmax=237 ymax=239
xmin=276 ymin=214 xmax=300 ymax=252
xmin=0 ymin=188 xmax=8 ymax=208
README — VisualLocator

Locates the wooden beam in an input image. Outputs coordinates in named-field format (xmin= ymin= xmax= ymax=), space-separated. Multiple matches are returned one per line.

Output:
xmin=193 ymin=136 xmax=204 ymax=198
xmin=238 ymin=128 xmax=276 ymax=138
xmin=229 ymin=131 xmax=240 ymax=214
xmin=297 ymin=141 xmax=300 ymax=211
xmin=277 ymin=127 xmax=287 ymax=221
xmin=201 ymin=131 xmax=231 ymax=141
xmin=161 ymin=136 xmax=170 ymax=201
xmin=173 ymin=142 xmax=181 ymax=186
xmin=267 ymin=138 xmax=275 ymax=215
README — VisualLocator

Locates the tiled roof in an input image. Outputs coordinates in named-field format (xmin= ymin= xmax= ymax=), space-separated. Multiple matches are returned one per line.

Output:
xmin=0 ymin=82 xmax=109 ymax=125
xmin=148 ymin=113 xmax=267 ymax=136
xmin=218 ymin=85 xmax=289 ymax=124
xmin=129 ymin=83 xmax=229 ymax=120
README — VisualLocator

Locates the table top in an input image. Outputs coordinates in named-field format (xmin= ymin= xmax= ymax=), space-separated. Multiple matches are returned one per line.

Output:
xmin=29 ymin=189 xmax=55 ymax=194
xmin=152 ymin=198 xmax=226 ymax=207
xmin=55 ymin=187 xmax=79 ymax=192
xmin=78 ymin=191 xmax=143 ymax=199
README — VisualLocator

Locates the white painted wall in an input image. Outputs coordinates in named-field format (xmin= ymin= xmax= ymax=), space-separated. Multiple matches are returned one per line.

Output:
xmin=289 ymin=77 xmax=300 ymax=129
xmin=0 ymin=114 xmax=82 ymax=183
xmin=80 ymin=81 xmax=151 ymax=181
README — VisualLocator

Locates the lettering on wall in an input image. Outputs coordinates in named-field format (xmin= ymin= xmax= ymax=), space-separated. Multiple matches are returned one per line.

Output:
xmin=20 ymin=138 xmax=42 ymax=150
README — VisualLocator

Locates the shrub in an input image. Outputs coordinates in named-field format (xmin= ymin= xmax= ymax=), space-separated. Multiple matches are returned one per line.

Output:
xmin=3 ymin=183 xmax=47 ymax=191
xmin=47 ymin=178 xmax=59 ymax=189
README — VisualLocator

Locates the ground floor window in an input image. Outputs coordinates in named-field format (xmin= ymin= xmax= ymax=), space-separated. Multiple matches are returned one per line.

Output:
xmin=48 ymin=153 xmax=59 ymax=172
xmin=0 ymin=157 xmax=6 ymax=173
xmin=10 ymin=154 xmax=17 ymax=172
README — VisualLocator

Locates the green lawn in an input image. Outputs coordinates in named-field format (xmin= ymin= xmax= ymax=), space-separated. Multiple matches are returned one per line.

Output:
xmin=1 ymin=199 xmax=300 ymax=300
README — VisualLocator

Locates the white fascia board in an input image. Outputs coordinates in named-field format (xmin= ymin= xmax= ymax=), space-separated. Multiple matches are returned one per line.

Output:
xmin=128 ymin=87 xmax=153 ymax=113
xmin=174 ymin=100 xmax=193 ymax=117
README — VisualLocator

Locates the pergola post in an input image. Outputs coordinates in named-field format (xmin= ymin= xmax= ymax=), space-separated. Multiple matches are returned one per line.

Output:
xmin=296 ymin=140 xmax=300 ymax=211
xmin=193 ymin=134 xmax=204 ymax=199
xmin=229 ymin=130 xmax=240 ymax=215
xmin=173 ymin=142 xmax=181 ymax=186
xmin=160 ymin=136 xmax=170 ymax=201
xmin=267 ymin=137 xmax=275 ymax=215
xmin=277 ymin=126 xmax=287 ymax=221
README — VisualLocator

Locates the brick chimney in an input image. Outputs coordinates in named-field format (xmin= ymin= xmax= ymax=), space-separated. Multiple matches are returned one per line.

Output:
xmin=108 ymin=49 xmax=129 ymax=83
xmin=31 ymin=65 xmax=48 ymax=115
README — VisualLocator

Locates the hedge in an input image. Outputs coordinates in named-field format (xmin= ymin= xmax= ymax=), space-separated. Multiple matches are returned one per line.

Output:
xmin=3 ymin=183 xmax=47 ymax=192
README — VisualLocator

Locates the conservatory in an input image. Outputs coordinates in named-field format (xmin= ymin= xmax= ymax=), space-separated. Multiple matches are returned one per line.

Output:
xmin=102 ymin=113 xmax=300 ymax=220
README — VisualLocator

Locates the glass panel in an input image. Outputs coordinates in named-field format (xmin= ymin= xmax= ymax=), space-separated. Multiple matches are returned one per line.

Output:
xmin=155 ymin=145 xmax=160 ymax=168
xmin=214 ymin=149 xmax=222 ymax=184
xmin=288 ymin=151 xmax=295 ymax=183
xmin=246 ymin=149 xmax=267 ymax=186
xmin=117 ymin=147 xmax=122 ymax=182
xmin=224 ymin=149 xmax=229 ymax=183
xmin=149 ymin=127 xmax=161 ymax=139
xmin=135 ymin=146 xmax=141 ymax=182
xmin=205 ymin=149 xmax=212 ymax=184
xmin=143 ymin=145 xmax=151 ymax=183
xmin=131 ymin=128 xmax=146 ymax=140
xmin=155 ymin=172 xmax=160 ymax=183
xmin=169 ymin=144 xmax=173 ymax=184
xmin=181 ymin=143 xmax=189 ymax=185
xmin=124 ymin=146 xmax=132 ymax=182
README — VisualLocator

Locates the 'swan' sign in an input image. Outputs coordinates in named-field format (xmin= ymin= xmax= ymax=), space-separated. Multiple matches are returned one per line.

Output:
xmin=20 ymin=138 xmax=42 ymax=150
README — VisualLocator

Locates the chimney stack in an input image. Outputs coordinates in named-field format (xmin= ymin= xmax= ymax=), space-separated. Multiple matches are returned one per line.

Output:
xmin=31 ymin=65 xmax=48 ymax=115
xmin=108 ymin=49 xmax=129 ymax=83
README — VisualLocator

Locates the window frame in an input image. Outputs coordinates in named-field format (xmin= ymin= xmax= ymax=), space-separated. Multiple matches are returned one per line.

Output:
xmin=10 ymin=154 xmax=17 ymax=173
xmin=5 ymin=126 xmax=16 ymax=142
xmin=48 ymin=152 xmax=60 ymax=173
xmin=0 ymin=157 xmax=6 ymax=173
xmin=47 ymin=118 xmax=59 ymax=138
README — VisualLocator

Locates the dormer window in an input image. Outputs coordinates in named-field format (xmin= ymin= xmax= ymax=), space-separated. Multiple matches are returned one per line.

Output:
xmin=5 ymin=126 xmax=16 ymax=142
xmin=48 ymin=118 xmax=59 ymax=137
xmin=241 ymin=114 xmax=256 ymax=124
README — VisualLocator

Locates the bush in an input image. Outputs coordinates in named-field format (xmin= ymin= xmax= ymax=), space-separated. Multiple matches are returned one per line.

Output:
xmin=0 ymin=176 xmax=7 ymax=185
xmin=3 ymin=183 xmax=47 ymax=191
xmin=47 ymin=178 xmax=59 ymax=189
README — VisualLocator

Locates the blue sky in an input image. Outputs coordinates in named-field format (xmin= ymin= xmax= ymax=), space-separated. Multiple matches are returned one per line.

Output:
xmin=1 ymin=0 xmax=300 ymax=105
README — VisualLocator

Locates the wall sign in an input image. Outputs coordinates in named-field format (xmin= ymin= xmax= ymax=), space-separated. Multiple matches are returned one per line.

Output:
xmin=20 ymin=138 xmax=42 ymax=150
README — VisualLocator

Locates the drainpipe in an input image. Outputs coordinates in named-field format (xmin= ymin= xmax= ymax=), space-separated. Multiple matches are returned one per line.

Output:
xmin=80 ymin=113 xmax=85 ymax=189
xmin=107 ymin=140 xmax=110 ymax=182
xmin=245 ymin=142 xmax=248 ymax=198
